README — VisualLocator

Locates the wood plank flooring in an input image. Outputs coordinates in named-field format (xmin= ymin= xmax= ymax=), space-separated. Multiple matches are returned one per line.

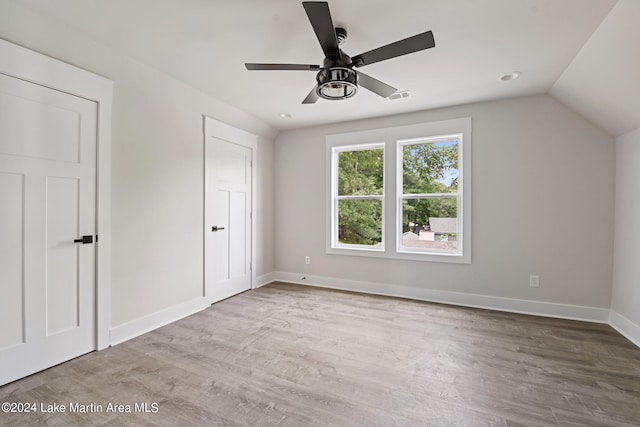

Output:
xmin=1 ymin=282 xmax=639 ymax=426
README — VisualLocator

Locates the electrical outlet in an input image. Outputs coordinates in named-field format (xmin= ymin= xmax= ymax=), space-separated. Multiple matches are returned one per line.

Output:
xmin=529 ymin=275 xmax=540 ymax=288
xmin=305 ymin=256 xmax=310 ymax=265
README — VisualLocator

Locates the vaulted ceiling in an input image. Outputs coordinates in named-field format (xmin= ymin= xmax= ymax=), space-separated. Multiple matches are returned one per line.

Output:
xmin=550 ymin=0 xmax=640 ymax=136
xmin=14 ymin=0 xmax=640 ymax=135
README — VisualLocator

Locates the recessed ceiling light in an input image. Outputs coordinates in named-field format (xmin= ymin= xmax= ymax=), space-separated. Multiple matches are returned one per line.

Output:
xmin=499 ymin=71 xmax=522 ymax=81
xmin=279 ymin=112 xmax=292 ymax=118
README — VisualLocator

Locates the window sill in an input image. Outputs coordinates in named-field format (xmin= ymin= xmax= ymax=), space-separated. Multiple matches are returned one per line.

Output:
xmin=327 ymin=246 xmax=471 ymax=264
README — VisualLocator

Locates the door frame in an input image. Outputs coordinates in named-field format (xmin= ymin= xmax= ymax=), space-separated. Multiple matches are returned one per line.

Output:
xmin=0 ymin=39 xmax=113 ymax=350
xmin=203 ymin=116 xmax=257 ymax=304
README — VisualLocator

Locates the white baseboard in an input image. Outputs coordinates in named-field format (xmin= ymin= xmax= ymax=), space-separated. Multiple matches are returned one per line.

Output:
xmin=274 ymin=271 xmax=610 ymax=324
xmin=256 ymin=272 xmax=276 ymax=288
xmin=110 ymin=297 xmax=209 ymax=346
xmin=609 ymin=310 xmax=640 ymax=348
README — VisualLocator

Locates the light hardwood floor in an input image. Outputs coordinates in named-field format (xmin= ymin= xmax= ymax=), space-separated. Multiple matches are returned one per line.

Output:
xmin=1 ymin=282 xmax=639 ymax=426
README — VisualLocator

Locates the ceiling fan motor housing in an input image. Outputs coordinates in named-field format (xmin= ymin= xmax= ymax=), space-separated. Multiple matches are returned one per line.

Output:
xmin=323 ymin=49 xmax=351 ymax=68
xmin=335 ymin=27 xmax=347 ymax=45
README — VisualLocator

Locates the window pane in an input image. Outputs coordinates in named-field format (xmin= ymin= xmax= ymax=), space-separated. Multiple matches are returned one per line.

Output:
xmin=403 ymin=140 xmax=458 ymax=194
xmin=338 ymin=199 xmax=382 ymax=246
xmin=338 ymin=148 xmax=384 ymax=196
xmin=401 ymin=198 xmax=458 ymax=251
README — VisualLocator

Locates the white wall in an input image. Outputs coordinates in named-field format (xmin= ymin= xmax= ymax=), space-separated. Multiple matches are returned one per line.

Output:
xmin=0 ymin=2 xmax=277 ymax=329
xmin=611 ymin=127 xmax=640 ymax=343
xmin=275 ymin=95 xmax=615 ymax=314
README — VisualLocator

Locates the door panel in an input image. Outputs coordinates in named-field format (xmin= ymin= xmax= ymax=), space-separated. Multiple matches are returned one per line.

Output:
xmin=218 ymin=150 xmax=247 ymax=184
xmin=214 ymin=189 xmax=230 ymax=283
xmin=0 ymin=72 xmax=97 ymax=386
xmin=229 ymin=191 xmax=247 ymax=277
xmin=0 ymin=79 xmax=82 ymax=163
xmin=0 ymin=172 xmax=25 ymax=351
xmin=46 ymin=177 xmax=81 ymax=335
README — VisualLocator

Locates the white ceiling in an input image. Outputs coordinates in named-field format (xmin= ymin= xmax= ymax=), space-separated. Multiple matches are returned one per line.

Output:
xmin=18 ymin=0 xmax=626 ymax=132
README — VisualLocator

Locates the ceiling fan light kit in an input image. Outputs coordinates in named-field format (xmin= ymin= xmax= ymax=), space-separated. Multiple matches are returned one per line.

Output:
xmin=244 ymin=1 xmax=435 ymax=104
xmin=316 ymin=67 xmax=358 ymax=100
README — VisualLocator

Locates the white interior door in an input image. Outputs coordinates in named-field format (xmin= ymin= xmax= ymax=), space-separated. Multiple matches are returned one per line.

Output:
xmin=204 ymin=119 xmax=256 ymax=304
xmin=0 ymin=73 xmax=97 ymax=386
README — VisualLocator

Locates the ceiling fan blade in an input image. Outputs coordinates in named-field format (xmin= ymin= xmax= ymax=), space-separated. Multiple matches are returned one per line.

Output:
xmin=357 ymin=72 xmax=397 ymax=98
xmin=302 ymin=87 xmax=319 ymax=104
xmin=352 ymin=31 xmax=435 ymax=68
xmin=245 ymin=63 xmax=321 ymax=71
xmin=302 ymin=2 xmax=341 ymax=61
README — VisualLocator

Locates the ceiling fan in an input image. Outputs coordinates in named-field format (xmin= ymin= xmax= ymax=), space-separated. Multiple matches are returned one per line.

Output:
xmin=244 ymin=1 xmax=435 ymax=104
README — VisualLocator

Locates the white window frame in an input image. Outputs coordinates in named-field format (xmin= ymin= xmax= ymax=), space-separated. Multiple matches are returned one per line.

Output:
xmin=326 ymin=117 xmax=471 ymax=263
xmin=330 ymin=143 xmax=386 ymax=252
xmin=397 ymin=134 xmax=463 ymax=257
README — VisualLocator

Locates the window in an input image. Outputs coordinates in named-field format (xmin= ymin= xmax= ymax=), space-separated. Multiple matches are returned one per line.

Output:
xmin=326 ymin=118 xmax=471 ymax=263
xmin=398 ymin=136 xmax=461 ymax=255
xmin=331 ymin=144 xmax=385 ymax=250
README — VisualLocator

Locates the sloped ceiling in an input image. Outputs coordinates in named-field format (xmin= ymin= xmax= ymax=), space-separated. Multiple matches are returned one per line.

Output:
xmin=550 ymin=0 xmax=640 ymax=137
xmin=9 ymin=0 xmax=628 ymax=132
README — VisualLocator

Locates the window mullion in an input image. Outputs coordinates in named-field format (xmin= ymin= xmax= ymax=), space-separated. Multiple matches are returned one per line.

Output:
xmin=336 ymin=195 xmax=384 ymax=200
xmin=401 ymin=193 xmax=458 ymax=199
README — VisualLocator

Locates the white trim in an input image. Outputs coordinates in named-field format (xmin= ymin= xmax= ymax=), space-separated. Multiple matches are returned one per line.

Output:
xmin=609 ymin=310 xmax=640 ymax=348
xmin=396 ymin=135 xmax=463 ymax=258
xmin=329 ymin=143 xmax=386 ymax=252
xmin=95 ymin=80 xmax=113 ymax=351
xmin=110 ymin=297 xmax=209 ymax=346
xmin=256 ymin=272 xmax=277 ymax=288
xmin=203 ymin=116 xmax=258 ymax=303
xmin=274 ymin=271 xmax=610 ymax=323
xmin=0 ymin=39 xmax=113 ymax=350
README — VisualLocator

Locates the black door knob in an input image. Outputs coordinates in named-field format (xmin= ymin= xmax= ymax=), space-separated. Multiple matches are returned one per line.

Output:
xmin=211 ymin=226 xmax=225 ymax=232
